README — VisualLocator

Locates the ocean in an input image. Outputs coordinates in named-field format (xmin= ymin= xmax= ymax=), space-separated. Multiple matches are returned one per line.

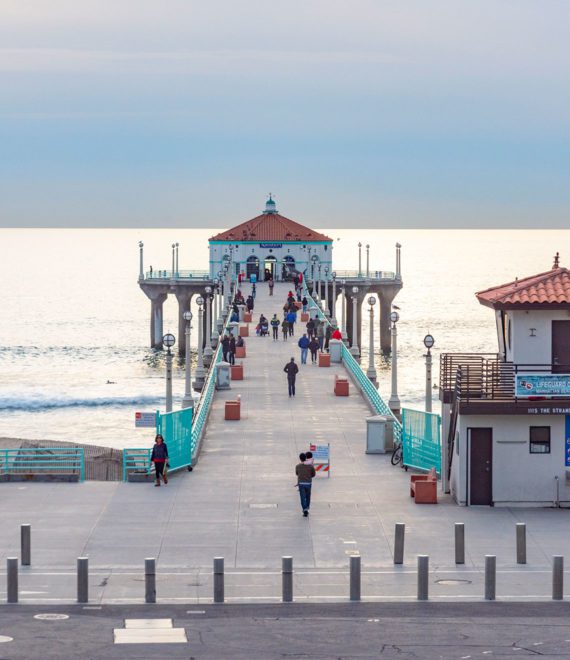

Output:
xmin=0 ymin=228 xmax=566 ymax=448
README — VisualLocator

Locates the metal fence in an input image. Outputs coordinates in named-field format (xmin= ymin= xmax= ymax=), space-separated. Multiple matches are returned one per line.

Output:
xmin=0 ymin=447 xmax=85 ymax=481
xmin=144 ymin=270 xmax=211 ymax=280
xmin=157 ymin=406 xmax=194 ymax=471
xmin=122 ymin=448 xmax=152 ymax=481
xmin=401 ymin=408 xmax=441 ymax=475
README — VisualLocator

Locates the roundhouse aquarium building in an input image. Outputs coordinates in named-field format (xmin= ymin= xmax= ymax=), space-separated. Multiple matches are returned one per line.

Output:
xmin=208 ymin=197 xmax=332 ymax=282
xmin=440 ymin=255 xmax=570 ymax=507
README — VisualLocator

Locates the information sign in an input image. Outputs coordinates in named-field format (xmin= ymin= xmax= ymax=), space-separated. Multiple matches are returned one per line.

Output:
xmin=309 ymin=443 xmax=330 ymax=477
xmin=135 ymin=411 xmax=157 ymax=428
xmin=516 ymin=373 xmax=570 ymax=398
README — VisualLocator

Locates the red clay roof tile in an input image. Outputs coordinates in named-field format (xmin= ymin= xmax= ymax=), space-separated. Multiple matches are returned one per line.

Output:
xmin=476 ymin=267 xmax=570 ymax=308
xmin=210 ymin=213 xmax=331 ymax=243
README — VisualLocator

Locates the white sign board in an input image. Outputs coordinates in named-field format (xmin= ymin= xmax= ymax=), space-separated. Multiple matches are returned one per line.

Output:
xmin=309 ymin=443 xmax=330 ymax=477
xmin=135 ymin=412 xmax=156 ymax=428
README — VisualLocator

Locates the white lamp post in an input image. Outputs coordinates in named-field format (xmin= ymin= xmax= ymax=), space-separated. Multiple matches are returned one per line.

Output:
xmin=311 ymin=255 xmax=318 ymax=294
xmin=323 ymin=266 xmax=329 ymax=313
xmin=181 ymin=312 xmax=194 ymax=409
xmin=162 ymin=333 xmax=176 ymax=413
xmin=366 ymin=244 xmax=370 ymax=278
xmin=358 ymin=242 xmax=362 ymax=278
xmin=171 ymin=243 xmax=176 ymax=277
xmin=204 ymin=286 xmax=213 ymax=361
xmin=194 ymin=296 xmax=206 ymax=388
xmin=217 ymin=274 xmax=224 ymax=330
xmin=341 ymin=280 xmax=348 ymax=342
xmin=138 ymin=241 xmax=144 ymax=280
xmin=350 ymin=286 xmax=360 ymax=357
xmin=211 ymin=279 xmax=219 ymax=343
xmin=389 ymin=311 xmax=401 ymax=417
xmin=366 ymin=296 xmax=377 ymax=384
xmin=331 ymin=272 xmax=337 ymax=325
xmin=424 ymin=334 xmax=435 ymax=413
xmin=175 ymin=242 xmax=179 ymax=276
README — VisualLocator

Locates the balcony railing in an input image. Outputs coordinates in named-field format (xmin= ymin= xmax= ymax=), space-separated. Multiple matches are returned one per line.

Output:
xmin=440 ymin=353 xmax=570 ymax=405
xmin=332 ymin=270 xmax=398 ymax=281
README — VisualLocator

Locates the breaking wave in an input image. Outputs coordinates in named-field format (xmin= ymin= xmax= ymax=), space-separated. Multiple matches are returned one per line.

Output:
xmin=0 ymin=395 xmax=159 ymax=413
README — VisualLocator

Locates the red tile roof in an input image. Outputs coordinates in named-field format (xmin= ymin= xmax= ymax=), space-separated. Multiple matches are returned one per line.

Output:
xmin=210 ymin=213 xmax=332 ymax=243
xmin=476 ymin=267 xmax=570 ymax=309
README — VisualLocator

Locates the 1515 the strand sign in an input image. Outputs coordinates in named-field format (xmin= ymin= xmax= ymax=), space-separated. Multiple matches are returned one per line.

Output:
xmin=516 ymin=374 xmax=570 ymax=398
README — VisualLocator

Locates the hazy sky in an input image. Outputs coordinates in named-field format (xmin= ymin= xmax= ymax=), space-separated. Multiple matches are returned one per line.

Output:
xmin=1 ymin=1 xmax=569 ymax=228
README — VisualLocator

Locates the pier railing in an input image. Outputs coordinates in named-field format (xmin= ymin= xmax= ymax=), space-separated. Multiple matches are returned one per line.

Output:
xmin=0 ymin=447 xmax=85 ymax=482
xmin=143 ymin=270 xmax=211 ymax=281
xmin=333 ymin=270 xmax=398 ymax=281
xmin=302 ymin=281 xmax=402 ymax=442
xmin=402 ymin=409 xmax=441 ymax=475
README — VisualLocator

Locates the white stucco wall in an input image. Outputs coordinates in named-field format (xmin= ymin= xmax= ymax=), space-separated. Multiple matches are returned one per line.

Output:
xmin=506 ymin=310 xmax=570 ymax=365
xmin=451 ymin=414 xmax=570 ymax=506
xmin=209 ymin=241 xmax=332 ymax=280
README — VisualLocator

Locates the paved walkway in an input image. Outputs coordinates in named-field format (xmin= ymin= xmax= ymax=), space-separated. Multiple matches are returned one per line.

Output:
xmin=1 ymin=282 xmax=570 ymax=604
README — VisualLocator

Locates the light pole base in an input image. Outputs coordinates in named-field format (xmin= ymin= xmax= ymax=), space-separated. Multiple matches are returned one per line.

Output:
xmin=181 ymin=396 xmax=194 ymax=410
xmin=388 ymin=397 xmax=401 ymax=420
xmin=349 ymin=346 xmax=360 ymax=359
xmin=366 ymin=370 xmax=378 ymax=386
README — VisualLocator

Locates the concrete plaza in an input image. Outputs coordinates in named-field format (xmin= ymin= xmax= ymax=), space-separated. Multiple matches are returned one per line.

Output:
xmin=0 ymin=283 xmax=569 ymax=605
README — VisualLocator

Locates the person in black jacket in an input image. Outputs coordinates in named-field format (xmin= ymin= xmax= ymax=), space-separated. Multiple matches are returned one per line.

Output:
xmin=151 ymin=434 xmax=169 ymax=486
xmin=284 ymin=357 xmax=299 ymax=397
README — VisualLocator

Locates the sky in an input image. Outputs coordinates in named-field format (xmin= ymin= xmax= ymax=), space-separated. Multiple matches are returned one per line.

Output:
xmin=0 ymin=1 xmax=569 ymax=228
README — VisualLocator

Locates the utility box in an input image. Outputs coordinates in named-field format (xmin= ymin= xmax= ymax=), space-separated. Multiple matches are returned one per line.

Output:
xmin=238 ymin=304 xmax=246 ymax=321
xmin=329 ymin=339 xmax=342 ymax=363
xmin=366 ymin=415 xmax=392 ymax=454
xmin=228 ymin=322 xmax=239 ymax=338
xmin=215 ymin=362 xmax=232 ymax=390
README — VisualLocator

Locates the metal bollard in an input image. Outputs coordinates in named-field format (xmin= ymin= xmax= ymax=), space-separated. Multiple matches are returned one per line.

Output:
xmin=145 ymin=558 xmax=156 ymax=604
xmin=553 ymin=556 xmax=564 ymax=601
xmin=417 ymin=555 xmax=429 ymax=601
xmin=516 ymin=523 xmax=527 ymax=564
xmin=454 ymin=523 xmax=465 ymax=565
xmin=484 ymin=555 xmax=496 ymax=600
xmin=77 ymin=557 xmax=89 ymax=603
xmin=394 ymin=523 xmax=405 ymax=565
xmin=349 ymin=555 xmax=361 ymax=602
xmin=21 ymin=524 xmax=31 ymax=566
xmin=282 ymin=557 xmax=293 ymax=603
xmin=7 ymin=557 xmax=18 ymax=604
xmin=213 ymin=557 xmax=224 ymax=603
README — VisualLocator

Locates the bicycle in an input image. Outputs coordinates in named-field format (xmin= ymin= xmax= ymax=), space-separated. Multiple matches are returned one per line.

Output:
xmin=390 ymin=442 xmax=408 ymax=470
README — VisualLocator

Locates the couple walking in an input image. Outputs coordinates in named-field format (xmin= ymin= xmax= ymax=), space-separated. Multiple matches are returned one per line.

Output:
xmin=295 ymin=452 xmax=316 ymax=517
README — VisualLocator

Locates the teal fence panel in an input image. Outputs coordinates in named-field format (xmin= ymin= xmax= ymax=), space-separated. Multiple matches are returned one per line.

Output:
xmin=0 ymin=447 xmax=85 ymax=481
xmin=156 ymin=407 xmax=193 ymax=472
xmin=301 ymin=280 xmax=402 ymax=442
xmin=401 ymin=408 xmax=441 ymax=475
xmin=122 ymin=448 xmax=152 ymax=481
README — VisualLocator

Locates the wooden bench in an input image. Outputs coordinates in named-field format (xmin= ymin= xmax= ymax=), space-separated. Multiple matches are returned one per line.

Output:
xmin=239 ymin=325 xmax=249 ymax=337
xmin=334 ymin=375 xmax=349 ymax=396
xmin=235 ymin=345 xmax=246 ymax=358
xmin=301 ymin=312 xmax=309 ymax=322
xmin=243 ymin=312 xmax=252 ymax=323
xmin=410 ymin=467 xmax=438 ymax=504
xmin=230 ymin=364 xmax=244 ymax=380
xmin=318 ymin=352 xmax=331 ymax=367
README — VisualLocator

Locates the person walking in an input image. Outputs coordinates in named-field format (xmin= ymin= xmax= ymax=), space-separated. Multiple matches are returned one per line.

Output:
xmin=229 ymin=335 xmax=236 ymax=365
xmin=268 ymin=278 xmax=274 ymax=296
xmin=151 ymin=434 xmax=169 ymax=486
xmin=295 ymin=452 xmax=316 ymax=516
xmin=284 ymin=357 xmax=299 ymax=397
xmin=246 ymin=295 xmax=254 ymax=313
xmin=270 ymin=314 xmax=280 ymax=340
xmin=281 ymin=318 xmax=289 ymax=341
xmin=252 ymin=283 xmax=256 ymax=299
xmin=325 ymin=323 xmax=332 ymax=351
xmin=306 ymin=317 xmax=315 ymax=338
xmin=221 ymin=334 xmax=230 ymax=362
xmin=298 ymin=333 xmax=310 ymax=364
xmin=317 ymin=320 xmax=325 ymax=351
xmin=286 ymin=309 xmax=296 ymax=336
xmin=308 ymin=336 xmax=319 ymax=364
xmin=302 ymin=296 xmax=308 ymax=312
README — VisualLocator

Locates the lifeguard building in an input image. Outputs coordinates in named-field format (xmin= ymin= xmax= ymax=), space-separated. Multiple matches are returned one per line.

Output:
xmin=208 ymin=196 xmax=333 ymax=282
xmin=440 ymin=254 xmax=570 ymax=507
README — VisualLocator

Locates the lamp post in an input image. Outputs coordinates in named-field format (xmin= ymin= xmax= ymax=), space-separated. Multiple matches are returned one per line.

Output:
xmin=211 ymin=279 xmax=219 ymax=343
xmin=389 ymin=311 xmax=401 ymax=418
xmin=331 ymin=271 xmax=337 ymax=325
xmin=138 ymin=241 xmax=144 ymax=280
xmin=358 ymin=242 xmax=362 ymax=278
xmin=204 ymin=286 xmax=213 ymax=361
xmin=323 ymin=266 xmax=329 ymax=313
xmin=366 ymin=244 xmax=370 ymax=278
xmin=311 ymin=255 xmax=318 ymax=294
xmin=366 ymin=296 xmax=377 ymax=384
xmin=217 ymin=273 xmax=224 ymax=329
xmin=175 ymin=242 xmax=179 ymax=276
xmin=162 ymin=333 xmax=176 ymax=413
xmin=424 ymin=334 xmax=435 ymax=413
xmin=181 ymin=312 xmax=194 ymax=409
xmin=171 ymin=243 xmax=176 ymax=277
xmin=317 ymin=264 xmax=322 ymax=301
xmin=350 ymin=286 xmax=360 ymax=357
xmin=194 ymin=296 xmax=206 ymax=389
xmin=341 ymin=280 xmax=348 ymax=342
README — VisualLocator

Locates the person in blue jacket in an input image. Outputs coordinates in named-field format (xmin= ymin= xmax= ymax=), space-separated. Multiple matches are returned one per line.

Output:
xmin=298 ymin=334 xmax=310 ymax=364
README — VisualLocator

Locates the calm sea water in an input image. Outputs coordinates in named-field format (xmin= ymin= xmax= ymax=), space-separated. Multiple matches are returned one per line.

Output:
xmin=0 ymin=228 xmax=567 ymax=448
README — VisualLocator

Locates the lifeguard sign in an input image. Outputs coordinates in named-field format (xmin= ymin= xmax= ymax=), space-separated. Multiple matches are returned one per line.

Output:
xmin=310 ymin=443 xmax=330 ymax=477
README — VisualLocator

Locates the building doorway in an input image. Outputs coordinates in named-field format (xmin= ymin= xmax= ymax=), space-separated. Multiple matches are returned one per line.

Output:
xmin=468 ymin=428 xmax=493 ymax=505
xmin=246 ymin=255 xmax=259 ymax=280
xmin=264 ymin=255 xmax=277 ymax=281
xmin=552 ymin=321 xmax=570 ymax=373
xmin=282 ymin=255 xmax=296 ymax=281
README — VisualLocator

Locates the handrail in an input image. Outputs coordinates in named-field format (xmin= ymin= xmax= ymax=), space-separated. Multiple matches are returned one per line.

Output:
xmin=122 ymin=448 xmax=152 ymax=481
xmin=143 ymin=270 xmax=211 ymax=281
xmin=0 ymin=447 xmax=85 ymax=482
xmin=301 ymin=280 xmax=402 ymax=440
